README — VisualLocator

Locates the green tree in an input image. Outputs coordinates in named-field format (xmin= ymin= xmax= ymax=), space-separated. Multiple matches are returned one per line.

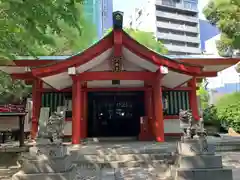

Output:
xmin=215 ymin=92 xmax=240 ymax=131
xmin=0 ymin=1 xmax=97 ymax=59
xmin=0 ymin=0 xmax=84 ymax=59
xmin=0 ymin=0 xmax=97 ymax=104
xmin=197 ymin=82 xmax=209 ymax=110
xmin=105 ymin=28 xmax=168 ymax=54
xmin=203 ymin=0 xmax=240 ymax=56
xmin=124 ymin=29 xmax=168 ymax=54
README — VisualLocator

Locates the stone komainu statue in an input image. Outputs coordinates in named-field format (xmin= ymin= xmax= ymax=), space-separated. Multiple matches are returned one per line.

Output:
xmin=179 ymin=109 xmax=206 ymax=138
xmin=46 ymin=111 xmax=65 ymax=143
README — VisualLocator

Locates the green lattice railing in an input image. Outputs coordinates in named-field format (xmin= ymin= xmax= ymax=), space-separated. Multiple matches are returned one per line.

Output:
xmin=41 ymin=91 xmax=189 ymax=116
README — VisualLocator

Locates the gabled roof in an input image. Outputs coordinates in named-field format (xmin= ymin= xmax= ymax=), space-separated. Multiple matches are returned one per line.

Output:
xmin=31 ymin=30 xmax=202 ymax=78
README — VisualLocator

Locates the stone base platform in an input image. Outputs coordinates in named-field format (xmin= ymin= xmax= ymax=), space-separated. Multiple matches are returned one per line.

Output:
xmin=12 ymin=165 xmax=77 ymax=180
xmin=177 ymin=155 xmax=223 ymax=169
xmin=176 ymin=168 xmax=233 ymax=180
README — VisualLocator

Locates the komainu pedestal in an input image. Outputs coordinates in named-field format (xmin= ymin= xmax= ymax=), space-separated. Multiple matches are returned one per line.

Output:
xmin=174 ymin=110 xmax=233 ymax=180
xmin=12 ymin=112 xmax=76 ymax=180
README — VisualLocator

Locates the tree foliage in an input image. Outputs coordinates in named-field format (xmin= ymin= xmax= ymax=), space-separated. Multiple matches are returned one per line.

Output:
xmin=197 ymin=82 xmax=209 ymax=110
xmin=0 ymin=74 xmax=31 ymax=104
xmin=105 ymin=28 xmax=168 ymax=54
xmin=124 ymin=29 xmax=168 ymax=54
xmin=203 ymin=0 xmax=240 ymax=56
xmin=0 ymin=0 xmax=97 ymax=104
xmin=0 ymin=0 xmax=97 ymax=59
xmin=215 ymin=92 xmax=240 ymax=131
xmin=202 ymin=104 xmax=220 ymax=126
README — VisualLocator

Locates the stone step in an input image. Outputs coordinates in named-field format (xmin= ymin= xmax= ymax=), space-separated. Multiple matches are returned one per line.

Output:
xmin=72 ymin=153 xmax=175 ymax=163
xmin=83 ymin=137 xmax=138 ymax=143
xmin=75 ymin=160 xmax=171 ymax=169
xmin=70 ymin=145 xmax=176 ymax=155
xmin=12 ymin=166 xmax=77 ymax=180
xmin=0 ymin=167 xmax=20 ymax=176
xmin=115 ymin=167 xmax=173 ymax=180
xmin=177 ymin=155 xmax=223 ymax=169
xmin=75 ymin=168 xmax=100 ymax=180
xmin=175 ymin=167 xmax=233 ymax=180
xmin=20 ymin=155 xmax=72 ymax=173
xmin=0 ymin=175 xmax=11 ymax=180
xmin=100 ymin=168 xmax=115 ymax=180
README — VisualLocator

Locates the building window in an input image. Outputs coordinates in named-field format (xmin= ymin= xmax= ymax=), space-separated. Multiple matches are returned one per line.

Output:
xmin=172 ymin=41 xmax=185 ymax=46
xmin=183 ymin=1 xmax=197 ymax=11
xmin=185 ymin=32 xmax=198 ymax=37
xmin=186 ymin=42 xmax=199 ymax=48
xmin=162 ymin=0 xmax=176 ymax=7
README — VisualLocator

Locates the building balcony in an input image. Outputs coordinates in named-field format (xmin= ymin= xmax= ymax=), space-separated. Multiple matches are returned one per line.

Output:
xmin=156 ymin=32 xmax=200 ymax=44
xmin=164 ymin=44 xmax=201 ymax=54
xmin=156 ymin=21 xmax=199 ymax=33
xmin=156 ymin=0 xmax=198 ymax=12
xmin=155 ymin=10 xmax=198 ymax=23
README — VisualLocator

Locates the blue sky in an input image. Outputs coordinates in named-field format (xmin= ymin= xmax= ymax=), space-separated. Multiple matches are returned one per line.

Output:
xmin=113 ymin=0 xmax=210 ymax=20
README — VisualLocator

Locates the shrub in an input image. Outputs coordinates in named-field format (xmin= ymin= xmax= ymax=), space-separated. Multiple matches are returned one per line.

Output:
xmin=202 ymin=104 xmax=220 ymax=126
xmin=215 ymin=92 xmax=240 ymax=132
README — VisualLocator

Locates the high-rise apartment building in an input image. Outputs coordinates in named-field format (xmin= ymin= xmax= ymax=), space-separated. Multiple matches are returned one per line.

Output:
xmin=126 ymin=0 xmax=201 ymax=55
xmin=84 ymin=0 xmax=113 ymax=39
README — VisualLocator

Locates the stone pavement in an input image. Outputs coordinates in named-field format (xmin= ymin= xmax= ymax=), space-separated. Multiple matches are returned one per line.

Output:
xmin=220 ymin=151 xmax=240 ymax=180
xmin=72 ymin=152 xmax=240 ymax=180
xmin=1 ymin=136 xmax=240 ymax=179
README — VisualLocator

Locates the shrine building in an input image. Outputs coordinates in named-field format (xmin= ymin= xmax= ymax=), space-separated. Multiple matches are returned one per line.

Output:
xmin=0 ymin=12 xmax=239 ymax=144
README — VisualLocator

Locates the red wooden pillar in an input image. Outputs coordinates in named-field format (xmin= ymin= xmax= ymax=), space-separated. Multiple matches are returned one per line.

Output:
xmin=153 ymin=71 xmax=165 ymax=142
xmin=80 ymin=90 xmax=87 ymax=139
xmin=188 ymin=77 xmax=199 ymax=120
xmin=72 ymin=78 xmax=82 ymax=144
xmin=82 ymin=90 xmax=88 ymax=138
xmin=151 ymin=87 xmax=156 ymax=137
xmin=146 ymin=88 xmax=154 ymax=139
xmin=139 ymin=89 xmax=153 ymax=140
xmin=31 ymin=79 xmax=42 ymax=139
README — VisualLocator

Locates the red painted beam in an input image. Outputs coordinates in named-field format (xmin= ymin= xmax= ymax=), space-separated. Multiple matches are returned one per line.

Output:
xmin=164 ymin=115 xmax=179 ymax=119
xmin=199 ymin=71 xmax=218 ymax=77
xmin=25 ymin=80 xmax=33 ymax=85
xmin=113 ymin=29 xmax=122 ymax=56
xmin=13 ymin=60 xmax=55 ymax=67
xmin=74 ymin=71 xmax=155 ymax=81
xmin=86 ymin=87 xmax=147 ymax=92
xmin=11 ymin=72 xmax=34 ymax=80
xmin=162 ymin=86 xmax=192 ymax=91
xmin=180 ymin=58 xmax=240 ymax=65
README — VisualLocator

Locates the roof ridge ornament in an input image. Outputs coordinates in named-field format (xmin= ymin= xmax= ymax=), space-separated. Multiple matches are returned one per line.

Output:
xmin=113 ymin=11 xmax=124 ymax=29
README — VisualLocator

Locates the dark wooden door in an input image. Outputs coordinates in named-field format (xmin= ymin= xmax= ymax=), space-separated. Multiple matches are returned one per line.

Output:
xmin=88 ymin=92 xmax=144 ymax=137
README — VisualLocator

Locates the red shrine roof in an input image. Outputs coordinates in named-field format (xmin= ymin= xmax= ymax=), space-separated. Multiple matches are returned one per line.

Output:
xmin=0 ymin=11 xmax=239 ymax=90
xmin=31 ymin=30 xmax=202 ymax=77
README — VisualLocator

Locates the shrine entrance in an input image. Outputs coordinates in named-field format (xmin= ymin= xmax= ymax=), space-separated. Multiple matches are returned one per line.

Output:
xmin=88 ymin=91 xmax=145 ymax=137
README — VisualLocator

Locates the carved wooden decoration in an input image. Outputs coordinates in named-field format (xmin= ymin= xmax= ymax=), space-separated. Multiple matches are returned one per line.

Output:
xmin=112 ymin=56 xmax=123 ymax=72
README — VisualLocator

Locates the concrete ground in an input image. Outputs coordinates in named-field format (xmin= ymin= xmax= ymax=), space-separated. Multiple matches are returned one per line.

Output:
xmin=219 ymin=151 xmax=240 ymax=180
